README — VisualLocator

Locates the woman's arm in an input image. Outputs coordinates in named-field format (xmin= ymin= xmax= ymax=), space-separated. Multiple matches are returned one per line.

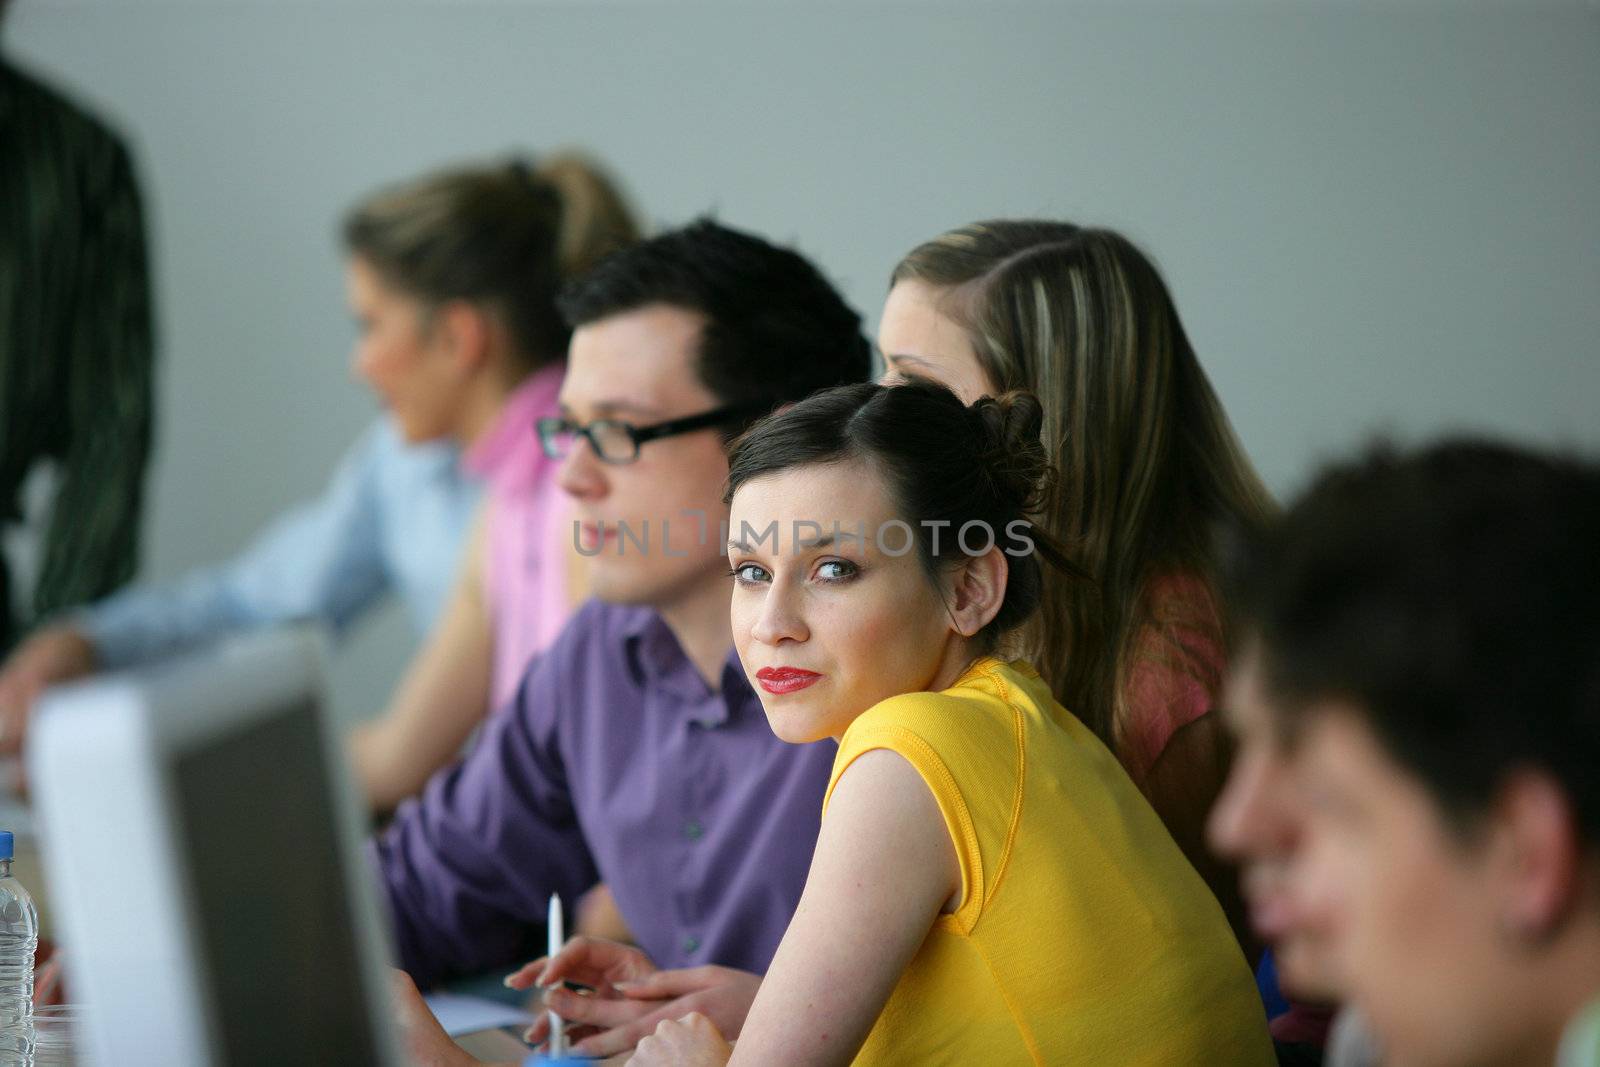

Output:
xmin=350 ymin=512 xmax=494 ymax=813
xmin=730 ymin=747 xmax=959 ymax=1066
xmin=630 ymin=748 xmax=960 ymax=1067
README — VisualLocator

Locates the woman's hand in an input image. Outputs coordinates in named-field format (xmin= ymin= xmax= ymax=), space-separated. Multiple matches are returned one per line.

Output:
xmin=506 ymin=935 xmax=658 ymax=1051
xmin=0 ymin=625 xmax=96 ymax=754
xmin=505 ymin=935 xmax=660 ymax=998
xmin=506 ymin=936 xmax=760 ymax=1059
xmin=628 ymin=1013 xmax=733 ymax=1067
xmin=554 ymin=965 xmax=761 ymax=1058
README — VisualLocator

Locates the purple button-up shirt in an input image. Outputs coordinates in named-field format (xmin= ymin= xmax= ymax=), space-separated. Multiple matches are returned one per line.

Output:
xmin=369 ymin=599 xmax=834 ymax=987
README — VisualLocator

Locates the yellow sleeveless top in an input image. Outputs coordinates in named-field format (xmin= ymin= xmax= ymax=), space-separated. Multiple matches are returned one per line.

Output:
xmin=824 ymin=657 xmax=1274 ymax=1066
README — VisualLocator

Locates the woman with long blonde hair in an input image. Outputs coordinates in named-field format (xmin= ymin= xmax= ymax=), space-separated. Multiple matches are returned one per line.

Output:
xmin=879 ymin=221 xmax=1275 ymax=949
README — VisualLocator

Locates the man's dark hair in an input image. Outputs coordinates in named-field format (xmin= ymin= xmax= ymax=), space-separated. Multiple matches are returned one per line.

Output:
xmin=1229 ymin=439 xmax=1600 ymax=841
xmin=557 ymin=218 xmax=871 ymax=433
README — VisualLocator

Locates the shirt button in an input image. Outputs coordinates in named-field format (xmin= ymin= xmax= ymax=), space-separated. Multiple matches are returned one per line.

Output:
xmin=683 ymin=935 xmax=701 ymax=955
xmin=683 ymin=820 xmax=704 ymax=841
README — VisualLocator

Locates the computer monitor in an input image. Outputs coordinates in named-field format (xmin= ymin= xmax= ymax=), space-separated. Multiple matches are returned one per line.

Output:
xmin=27 ymin=628 xmax=404 ymax=1066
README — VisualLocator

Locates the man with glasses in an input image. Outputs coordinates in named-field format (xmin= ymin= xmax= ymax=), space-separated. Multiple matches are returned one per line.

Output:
xmin=372 ymin=220 xmax=870 ymax=1052
xmin=537 ymin=403 xmax=767 ymax=468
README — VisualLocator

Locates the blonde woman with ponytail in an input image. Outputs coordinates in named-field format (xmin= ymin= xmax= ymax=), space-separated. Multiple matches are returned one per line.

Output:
xmin=0 ymin=153 xmax=640 ymax=804
xmin=878 ymin=221 xmax=1275 ymax=954
xmin=345 ymin=152 xmax=641 ymax=811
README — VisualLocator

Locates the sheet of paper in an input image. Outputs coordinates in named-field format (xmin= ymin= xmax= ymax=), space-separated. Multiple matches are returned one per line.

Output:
xmin=424 ymin=990 xmax=536 ymax=1038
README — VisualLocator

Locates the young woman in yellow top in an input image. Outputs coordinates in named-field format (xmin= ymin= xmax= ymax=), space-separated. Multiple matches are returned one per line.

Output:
xmin=628 ymin=380 xmax=1273 ymax=1066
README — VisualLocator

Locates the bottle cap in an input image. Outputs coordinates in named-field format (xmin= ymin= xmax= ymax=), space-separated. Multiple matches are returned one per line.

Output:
xmin=0 ymin=831 xmax=12 ymax=861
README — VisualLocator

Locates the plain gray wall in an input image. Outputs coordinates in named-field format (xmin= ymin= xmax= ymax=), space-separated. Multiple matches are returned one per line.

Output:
xmin=7 ymin=2 xmax=1598 ymax=724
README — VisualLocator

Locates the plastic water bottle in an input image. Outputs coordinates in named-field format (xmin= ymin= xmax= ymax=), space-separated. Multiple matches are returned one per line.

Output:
xmin=0 ymin=830 xmax=37 ymax=1066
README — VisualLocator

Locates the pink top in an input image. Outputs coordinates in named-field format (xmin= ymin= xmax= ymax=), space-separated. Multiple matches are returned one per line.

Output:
xmin=1119 ymin=572 xmax=1227 ymax=785
xmin=464 ymin=363 xmax=573 ymax=710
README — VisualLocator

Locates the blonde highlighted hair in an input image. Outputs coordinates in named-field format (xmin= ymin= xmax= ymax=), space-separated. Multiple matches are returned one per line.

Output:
xmin=343 ymin=150 xmax=640 ymax=371
xmin=892 ymin=222 xmax=1276 ymax=751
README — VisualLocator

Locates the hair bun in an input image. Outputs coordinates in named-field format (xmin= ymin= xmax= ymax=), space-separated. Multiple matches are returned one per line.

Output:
xmin=972 ymin=390 xmax=1051 ymax=514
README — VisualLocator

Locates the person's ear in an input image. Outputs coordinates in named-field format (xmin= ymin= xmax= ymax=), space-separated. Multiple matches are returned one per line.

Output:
xmin=946 ymin=546 xmax=1007 ymax=638
xmin=433 ymin=300 xmax=490 ymax=375
xmin=1491 ymin=770 xmax=1583 ymax=943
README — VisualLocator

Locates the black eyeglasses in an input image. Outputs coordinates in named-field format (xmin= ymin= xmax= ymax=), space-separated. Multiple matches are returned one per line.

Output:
xmin=536 ymin=403 xmax=768 ymax=465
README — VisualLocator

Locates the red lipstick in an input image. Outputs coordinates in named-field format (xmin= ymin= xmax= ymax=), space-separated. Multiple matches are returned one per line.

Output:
xmin=755 ymin=667 xmax=822 ymax=695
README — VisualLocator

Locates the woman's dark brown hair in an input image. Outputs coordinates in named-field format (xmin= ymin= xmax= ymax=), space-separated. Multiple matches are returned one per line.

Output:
xmin=726 ymin=379 xmax=1080 ymax=653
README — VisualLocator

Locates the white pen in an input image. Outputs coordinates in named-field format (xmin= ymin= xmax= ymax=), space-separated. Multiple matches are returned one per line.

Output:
xmin=547 ymin=892 xmax=566 ymax=1056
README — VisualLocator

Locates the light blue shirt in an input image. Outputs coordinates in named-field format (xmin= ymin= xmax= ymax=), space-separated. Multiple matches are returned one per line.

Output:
xmin=76 ymin=417 xmax=481 ymax=669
